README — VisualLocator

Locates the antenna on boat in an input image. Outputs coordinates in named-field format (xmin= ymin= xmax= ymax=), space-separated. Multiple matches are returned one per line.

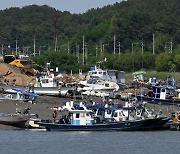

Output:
xmin=96 ymin=58 xmax=107 ymax=69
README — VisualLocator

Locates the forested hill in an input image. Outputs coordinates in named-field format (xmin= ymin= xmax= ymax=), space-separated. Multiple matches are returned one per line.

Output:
xmin=0 ymin=0 xmax=179 ymax=73
xmin=0 ymin=0 xmax=179 ymax=54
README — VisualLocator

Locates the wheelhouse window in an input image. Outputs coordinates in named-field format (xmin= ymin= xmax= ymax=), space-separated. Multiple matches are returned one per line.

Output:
xmin=161 ymin=89 xmax=165 ymax=92
xmin=113 ymin=112 xmax=118 ymax=117
xmin=42 ymin=79 xmax=49 ymax=83
xmin=105 ymin=83 xmax=109 ymax=87
xmin=80 ymin=113 xmax=85 ymax=117
xmin=76 ymin=113 xmax=80 ymax=118
xmin=107 ymin=110 xmax=112 ymax=114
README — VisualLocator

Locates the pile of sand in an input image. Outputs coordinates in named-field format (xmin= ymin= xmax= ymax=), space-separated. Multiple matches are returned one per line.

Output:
xmin=0 ymin=63 xmax=36 ymax=86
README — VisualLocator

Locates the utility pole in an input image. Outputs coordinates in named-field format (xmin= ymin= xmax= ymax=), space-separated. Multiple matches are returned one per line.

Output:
xmin=96 ymin=45 xmax=98 ymax=57
xmin=118 ymin=41 xmax=121 ymax=56
xmin=100 ymin=41 xmax=103 ymax=56
xmin=153 ymin=33 xmax=155 ymax=55
xmin=55 ymin=34 xmax=58 ymax=52
xmin=26 ymin=46 xmax=31 ymax=57
xmin=170 ymin=38 xmax=173 ymax=54
xmin=1 ymin=44 xmax=3 ymax=57
xmin=52 ymin=13 xmax=59 ymax=52
xmin=114 ymin=35 xmax=116 ymax=55
xmin=82 ymin=35 xmax=85 ymax=65
xmin=15 ymin=39 xmax=18 ymax=55
xmin=68 ymin=42 xmax=70 ymax=53
xmin=33 ymin=37 xmax=36 ymax=56
xmin=103 ymin=43 xmax=109 ymax=53
xmin=85 ymin=42 xmax=88 ymax=65
xmin=103 ymin=44 xmax=105 ymax=53
xmin=132 ymin=43 xmax=134 ymax=55
xmin=141 ymin=39 xmax=144 ymax=55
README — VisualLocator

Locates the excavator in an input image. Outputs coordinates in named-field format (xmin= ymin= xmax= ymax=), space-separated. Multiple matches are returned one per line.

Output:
xmin=3 ymin=54 xmax=37 ymax=76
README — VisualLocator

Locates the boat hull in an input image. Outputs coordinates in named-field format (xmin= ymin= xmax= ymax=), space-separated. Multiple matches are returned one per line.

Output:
xmin=38 ymin=118 xmax=168 ymax=131
xmin=138 ymin=117 xmax=169 ymax=131
xmin=0 ymin=114 xmax=35 ymax=128
xmin=137 ymin=95 xmax=180 ymax=105
xmin=1 ymin=85 xmax=75 ymax=96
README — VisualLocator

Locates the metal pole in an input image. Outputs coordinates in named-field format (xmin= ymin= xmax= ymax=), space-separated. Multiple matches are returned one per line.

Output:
xmin=1 ymin=44 xmax=3 ymax=57
xmin=100 ymin=41 xmax=103 ymax=56
xmin=96 ymin=45 xmax=98 ymax=57
xmin=132 ymin=43 xmax=134 ymax=55
xmin=153 ymin=33 xmax=155 ymax=55
xmin=85 ymin=42 xmax=88 ymax=65
xmin=114 ymin=35 xmax=116 ymax=55
xmin=170 ymin=38 xmax=173 ymax=54
xmin=142 ymin=39 xmax=144 ymax=55
xmin=15 ymin=39 xmax=18 ymax=55
xmin=34 ymin=37 xmax=36 ymax=56
xmin=55 ymin=34 xmax=57 ymax=52
xmin=82 ymin=35 xmax=85 ymax=65
xmin=68 ymin=42 xmax=70 ymax=53
xmin=118 ymin=41 xmax=121 ymax=56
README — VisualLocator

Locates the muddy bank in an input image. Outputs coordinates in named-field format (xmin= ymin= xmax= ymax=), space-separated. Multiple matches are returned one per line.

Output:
xmin=0 ymin=96 xmax=180 ymax=120
xmin=0 ymin=96 xmax=101 ymax=120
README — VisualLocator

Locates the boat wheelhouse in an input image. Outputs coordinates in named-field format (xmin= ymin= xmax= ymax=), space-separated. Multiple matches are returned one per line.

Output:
xmin=87 ymin=67 xmax=125 ymax=84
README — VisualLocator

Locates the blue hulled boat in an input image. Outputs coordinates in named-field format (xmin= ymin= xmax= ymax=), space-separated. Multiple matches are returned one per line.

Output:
xmin=38 ymin=118 xmax=168 ymax=131
xmin=37 ymin=101 xmax=169 ymax=131
xmin=136 ymin=86 xmax=180 ymax=105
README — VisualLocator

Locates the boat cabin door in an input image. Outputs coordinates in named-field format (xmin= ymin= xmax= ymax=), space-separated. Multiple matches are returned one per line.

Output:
xmin=160 ymin=88 xmax=166 ymax=99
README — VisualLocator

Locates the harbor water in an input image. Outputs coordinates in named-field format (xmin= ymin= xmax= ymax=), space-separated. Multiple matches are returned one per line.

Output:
xmin=0 ymin=130 xmax=179 ymax=154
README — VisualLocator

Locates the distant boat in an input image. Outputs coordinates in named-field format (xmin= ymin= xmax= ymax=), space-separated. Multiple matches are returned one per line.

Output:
xmin=0 ymin=113 xmax=37 ymax=128
xmin=0 ymin=87 xmax=39 ymax=103
xmin=88 ymin=66 xmax=126 ymax=91
xmin=78 ymin=78 xmax=119 ymax=91
xmin=0 ymin=84 xmax=76 ymax=97
xmin=136 ymin=86 xmax=180 ymax=105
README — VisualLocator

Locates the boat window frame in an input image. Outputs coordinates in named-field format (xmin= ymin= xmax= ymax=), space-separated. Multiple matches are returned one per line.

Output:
xmin=76 ymin=113 xmax=80 ymax=118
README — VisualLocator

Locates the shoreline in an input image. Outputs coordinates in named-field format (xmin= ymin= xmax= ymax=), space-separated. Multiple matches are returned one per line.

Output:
xmin=0 ymin=96 xmax=180 ymax=130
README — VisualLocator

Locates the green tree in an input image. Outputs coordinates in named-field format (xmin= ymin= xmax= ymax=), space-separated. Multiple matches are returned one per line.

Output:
xmin=155 ymin=53 xmax=174 ymax=71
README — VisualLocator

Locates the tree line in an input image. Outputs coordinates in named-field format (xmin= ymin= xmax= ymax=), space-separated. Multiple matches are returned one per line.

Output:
xmin=32 ymin=51 xmax=180 ymax=73
xmin=0 ymin=0 xmax=179 ymax=73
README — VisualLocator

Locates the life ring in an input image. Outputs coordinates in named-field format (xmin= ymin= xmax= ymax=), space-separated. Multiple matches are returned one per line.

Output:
xmin=52 ymin=111 xmax=57 ymax=119
xmin=176 ymin=114 xmax=180 ymax=122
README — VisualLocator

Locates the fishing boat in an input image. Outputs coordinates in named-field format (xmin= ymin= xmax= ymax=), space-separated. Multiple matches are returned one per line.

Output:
xmin=37 ymin=101 xmax=169 ymax=131
xmin=0 ymin=113 xmax=37 ymax=128
xmin=0 ymin=107 xmax=37 ymax=128
xmin=0 ymin=87 xmax=39 ymax=103
xmin=136 ymin=86 xmax=180 ymax=105
xmin=1 ymin=81 xmax=76 ymax=97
